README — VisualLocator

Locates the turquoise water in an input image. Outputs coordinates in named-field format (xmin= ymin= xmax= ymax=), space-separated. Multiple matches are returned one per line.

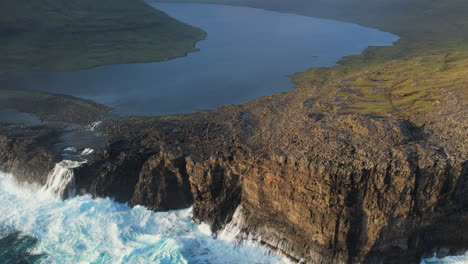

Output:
xmin=0 ymin=4 xmax=465 ymax=263
xmin=0 ymin=228 xmax=44 ymax=263
xmin=0 ymin=168 xmax=466 ymax=263
xmin=0 ymin=172 xmax=285 ymax=264
xmin=421 ymin=254 xmax=468 ymax=264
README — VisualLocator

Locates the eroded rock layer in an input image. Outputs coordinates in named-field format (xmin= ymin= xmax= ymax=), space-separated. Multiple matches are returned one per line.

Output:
xmin=2 ymin=96 xmax=464 ymax=263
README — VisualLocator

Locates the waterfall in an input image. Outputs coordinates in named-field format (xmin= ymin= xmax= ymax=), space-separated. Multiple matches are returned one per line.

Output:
xmin=42 ymin=160 xmax=83 ymax=198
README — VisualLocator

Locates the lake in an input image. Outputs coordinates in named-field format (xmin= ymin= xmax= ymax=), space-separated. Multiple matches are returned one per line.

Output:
xmin=4 ymin=3 xmax=398 ymax=116
xmin=1 ymin=4 xmax=466 ymax=264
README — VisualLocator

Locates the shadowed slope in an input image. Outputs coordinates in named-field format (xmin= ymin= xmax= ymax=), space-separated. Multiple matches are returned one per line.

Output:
xmin=0 ymin=0 xmax=206 ymax=71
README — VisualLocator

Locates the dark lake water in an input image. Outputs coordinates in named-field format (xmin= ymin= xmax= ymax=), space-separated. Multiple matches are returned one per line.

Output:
xmin=1 ymin=4 xmax=466 ymax=264
xmin=4 ymin=3 xmax=398 ymax=116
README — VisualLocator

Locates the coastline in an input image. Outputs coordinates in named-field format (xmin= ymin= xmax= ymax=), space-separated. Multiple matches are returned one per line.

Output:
xmin=0 ymin=0 xmax=466 ymax=263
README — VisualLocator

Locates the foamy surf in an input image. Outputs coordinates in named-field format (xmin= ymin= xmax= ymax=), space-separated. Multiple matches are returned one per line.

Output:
xmin=0 ymin=171 xmax=286 ymax=264
xmin=42 ymin=160 xmax=83 ymax=198
xmin=0 ymin=164 xmax=465 ymax=264
xmin=421 ymin=253 xmax=468 ymax=264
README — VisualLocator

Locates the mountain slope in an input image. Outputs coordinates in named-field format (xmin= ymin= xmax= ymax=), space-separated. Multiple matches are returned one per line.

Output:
xmin=0 ymin=0 xmax=206 ymax=71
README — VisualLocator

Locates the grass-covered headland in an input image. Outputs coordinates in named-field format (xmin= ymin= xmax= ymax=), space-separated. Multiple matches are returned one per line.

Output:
xmin=0 ymin=0 xmax=206 ymax=72
xmin=160 ymin=0 xmax=468 ymax=120
xmin=0 ymin=2 xmax=466 ymax=263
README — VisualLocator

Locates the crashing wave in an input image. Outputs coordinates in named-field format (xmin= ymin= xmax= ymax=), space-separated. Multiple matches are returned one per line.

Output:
xmin=42 ymin=160 xmax=84 ymax=198
xmin=0 ymin=172 xmax=286 ymax=264
xmin=81 ymin=148 xmax=94 ymax=155
xmin=421 ymin=252 xmax=468 ymax=264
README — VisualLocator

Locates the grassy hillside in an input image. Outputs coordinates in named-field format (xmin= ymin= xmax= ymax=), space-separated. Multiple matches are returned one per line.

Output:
xmin=158 ymin=0 xmax=468 ymax=120
xmin=0 ymin=0 xmax=206 ymax=72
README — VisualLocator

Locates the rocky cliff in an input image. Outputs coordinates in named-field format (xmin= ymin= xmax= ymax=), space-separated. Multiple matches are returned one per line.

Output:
xmin=0 ymin=0 xmax=467 ymax=262
xmin=3 ymin=89 xmax=464 ymax=263
xmin=82 ymin=97 xmax=465 ymax=263
xmin=0 ymin=125 xmax=58 ymax=185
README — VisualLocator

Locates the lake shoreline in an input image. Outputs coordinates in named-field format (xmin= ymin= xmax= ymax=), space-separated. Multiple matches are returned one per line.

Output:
xmin=0 ymin=1 xmax=466 ymax=263
xmin=4 ymin=3 xmax=398 ymax=116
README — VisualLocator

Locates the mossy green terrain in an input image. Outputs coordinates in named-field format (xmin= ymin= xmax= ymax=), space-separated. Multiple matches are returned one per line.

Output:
xmin=161 ymin=0 xmax=468 ymax=120
xmin=0 ymin=0 xmax=206 ymax=72
xmin=293 ymin=50 xmax=468 ymax=120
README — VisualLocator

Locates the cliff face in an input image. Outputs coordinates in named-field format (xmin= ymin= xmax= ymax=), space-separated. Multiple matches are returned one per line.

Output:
xmin=1 ymin=101 xmax=466 ymax=263
xmin=0 ymin=125 xmax=58 ymax=185
xmin=1 ymin=78 xmax=466 ymax=264
xmin=204 ymin=151 xmax=467 ymax=264
xmin=28 ymin=95 xmax=462 ymax=263
xmin=74 ymin=139 xmax=193 ymax=211
xmin=0 ymin=0 xmax=466 ymax=262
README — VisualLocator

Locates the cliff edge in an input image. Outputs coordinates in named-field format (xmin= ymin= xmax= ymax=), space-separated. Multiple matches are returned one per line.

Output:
xmin=0 ymin=0 xmax=467 ymax=263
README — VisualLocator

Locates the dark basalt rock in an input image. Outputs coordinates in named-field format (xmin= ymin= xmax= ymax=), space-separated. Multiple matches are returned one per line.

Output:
xmin=74 ymin=141 xmax=193 ymax=210
xmin=1 ymin=97 xmax=466 ymax=264
xmin=0 ymin=125 xmax=58 ymax=184
xmin=187 ymin=155 xmax=243 ymax=231
xmin=131 ymin=153 xmax=193 ymax=211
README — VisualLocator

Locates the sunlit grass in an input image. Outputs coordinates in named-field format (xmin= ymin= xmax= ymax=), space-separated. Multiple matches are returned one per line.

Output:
xmin=292 ymin=48 xmax=468 ymax=119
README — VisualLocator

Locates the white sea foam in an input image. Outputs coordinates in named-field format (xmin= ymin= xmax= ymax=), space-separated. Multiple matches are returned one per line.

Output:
xmin=42 ymin=160 xmax=83 ymax=198
xmin=64 ymin=147 xmax=77 ymax=152
xmin=421 ymin=252 xmax=468 ymax=264
xmin=87 ymin=121 xmax=102 ymax=132
xmin=81 ymin=148 xmax=94 ymax=156
xmin=0 ymin=171 xmax=286 ymax=264
xmin=219 ymin=207 xmax=296 ymax=263
xmin=0 ymin=167 xmax=465 ymax=264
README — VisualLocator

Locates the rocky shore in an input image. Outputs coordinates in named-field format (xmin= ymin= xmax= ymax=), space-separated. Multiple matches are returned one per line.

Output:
xmin=0 ymin=0 xmax=467 ymax=263
xmin=0 ymin=87 xmax=466 ymax=263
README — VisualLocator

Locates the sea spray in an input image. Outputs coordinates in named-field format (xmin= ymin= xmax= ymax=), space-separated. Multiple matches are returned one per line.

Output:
xmin=81 ymin=148 xmax=94 ymax=155
xmin=421 ymin=252 xmax=468 ymax=264
xmin=0 ymin=160 xmax=465 ymax=263
xmin=219 ymin=206 xmax=258 ymax=245
xmin=219 ymin=206 xmax=299 ymax=263
xmin=219 ymin=206 xmax=468 ymax=264
xmin=0 ymin=172 xmax=287 ymax=264
xmin=42 ymin=160 xmax=83 ymax=198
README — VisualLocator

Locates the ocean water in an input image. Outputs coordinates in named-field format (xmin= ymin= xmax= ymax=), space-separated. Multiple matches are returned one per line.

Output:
xmin=0 ymin=171 xmax=286 ymax=264
xmin=421 ymin=254 xmax=468 ymax=264
xmin=0 ymin=163 xmax=467 ymax=264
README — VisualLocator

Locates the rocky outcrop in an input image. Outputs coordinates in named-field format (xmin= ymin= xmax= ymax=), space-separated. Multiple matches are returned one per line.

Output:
xmin=1 ymin=100 xmax=466 ymax=264
xmin=1 ymin=88 xmax=466 ymax=264
xmin=187 ymin=155 xmax=243 ymax=231
xmin=0 ymin=0 xmax=466 ymax=262
xmin=132 ymin=152 xmax=193 ymax=211
xmin=0 ymin=125 xmax=58 ymax=184
xmin=51 ymin=104 xmax=465 ymax=263
xmin=183 ymin=130 xmax=466 ymax=263
xmin=194 ymin=151 xmax=467 ymax=264
xmin=73 ymin=137 xmax=193 ymax=210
